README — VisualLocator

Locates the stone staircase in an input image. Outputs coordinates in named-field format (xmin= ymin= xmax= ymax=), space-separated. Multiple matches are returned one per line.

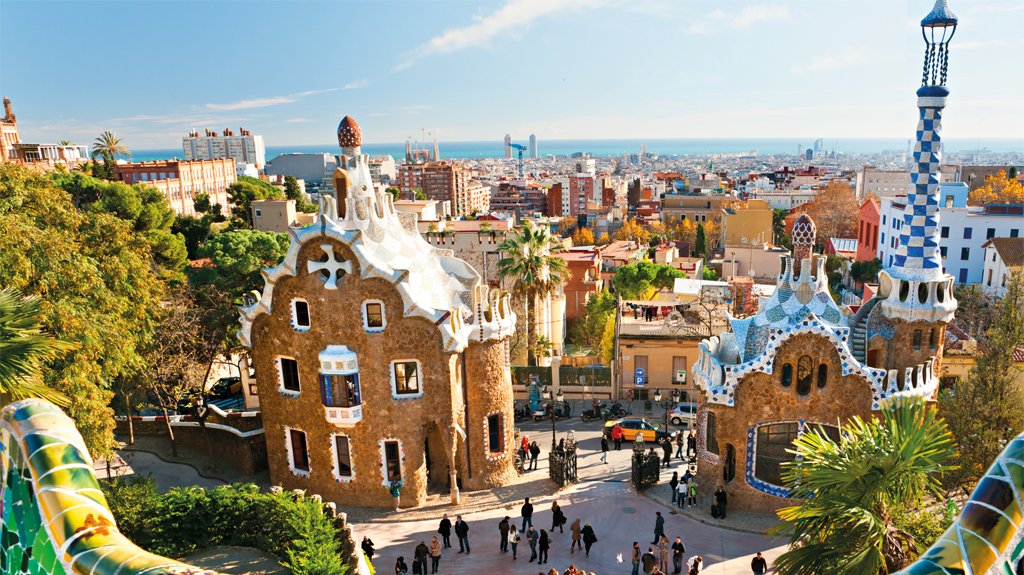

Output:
xmin=848 ymin=297 xmax=879 ymax=364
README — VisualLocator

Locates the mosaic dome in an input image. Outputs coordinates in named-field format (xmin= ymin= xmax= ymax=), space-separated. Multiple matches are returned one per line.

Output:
xmin=792 ymin=213 xmax=816 ymax=246
xmin=337 ymin=115 xmax=362 ymax=148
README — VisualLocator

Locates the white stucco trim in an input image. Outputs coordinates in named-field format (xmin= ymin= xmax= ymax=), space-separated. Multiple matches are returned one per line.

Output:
xmin=274 ymin=355 xmax=301 ymax=397
xmin=483 ymin=411 xmax=506 ymax=461
xmin=290 ymin=298 xmax=311 ymax=332
xmin=284 ymin=426 xmax=310 ymax=478
xmin=377 ymin=437 xmax=405 ymax=486
xmin=329 ymin=432 xmax=355 ymax=483
xmin=362 ymin=299 xmax=387 ymax=333
xmin=389 ymin=359 xmax=423 ymax=400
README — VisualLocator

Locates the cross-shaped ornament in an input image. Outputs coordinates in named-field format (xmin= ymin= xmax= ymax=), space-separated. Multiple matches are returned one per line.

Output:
xmin=307 ymin=243 xmax=352 ymax=289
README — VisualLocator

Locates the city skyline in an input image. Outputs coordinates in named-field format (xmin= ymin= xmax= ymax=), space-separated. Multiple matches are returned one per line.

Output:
xmin=2 ymin=0 xmax=1022 ymax=148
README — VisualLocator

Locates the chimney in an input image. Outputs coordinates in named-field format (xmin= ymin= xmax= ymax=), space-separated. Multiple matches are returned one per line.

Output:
xmin=3 ymin=97 xmax=13 ymax=122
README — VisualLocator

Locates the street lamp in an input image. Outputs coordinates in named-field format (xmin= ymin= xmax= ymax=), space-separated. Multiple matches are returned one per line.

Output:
xmin=653 ymin=388 xmax=680 ymax=430
xmin=545 ymin=386 xmax=564 ymax=451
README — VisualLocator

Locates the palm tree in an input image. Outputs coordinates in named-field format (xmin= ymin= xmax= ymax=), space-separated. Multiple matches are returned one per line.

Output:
xmin=772 ymin=398 xmax=956 ymax=575
xmin=497 ymin=222 xmax=568 ymax=366
xmin=57 ymin=139 xmax=72 ymax=146
xmin=0 ymin=289 xmax=71 ymax=406
xmin=92 ymin=130 xmax=130 ymax=160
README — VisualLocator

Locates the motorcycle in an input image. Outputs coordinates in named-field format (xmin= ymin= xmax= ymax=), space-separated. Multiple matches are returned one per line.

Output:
xmin=513 ymin=401 xmax=532 ymax=422
xmin=534 ymin=400 xmax=572 ymax=421
xmin=580 ymin=401 xmax=608 ymax=422
xmin=605 ymin=402 xmax=631 ymax=419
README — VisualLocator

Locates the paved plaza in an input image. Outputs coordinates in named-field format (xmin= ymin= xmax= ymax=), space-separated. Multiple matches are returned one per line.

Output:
xmin=352 ymin=418 xmax=788 ymax=574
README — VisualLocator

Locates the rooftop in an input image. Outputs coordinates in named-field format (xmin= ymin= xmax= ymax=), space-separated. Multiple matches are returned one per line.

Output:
xmin=982 ymin=237 xmax=1024 ymax=268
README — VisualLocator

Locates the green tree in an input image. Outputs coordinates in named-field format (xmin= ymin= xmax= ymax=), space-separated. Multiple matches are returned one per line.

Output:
xmin=0 ymin=163 xmax=165 ymax=457
xmin=198 ymin=229 xmax=289 ymax=297
xmin=772 ymin=208 xmax=788 ymax=241
xmin=91 ymin=130 xmax=130 ymax=180
xmin=570 ymin=290 xmax=615 ymax=350
xmin=773 ymin=399 xmax=956 ymax=575
xmin=414 ymin=188 xmax=427 ymax=201
xmin=0 ymin=289 xmax=72 ymax=406
xmin=228 ymin=177 xmax=284 ymax=226
xmin=283 ymin=175 xmax=316 ymax=213
xmin=611 ymin=261 xmax=684 ymax=300
xmin=193 ymin=192 xmax=212 ymax=214
xmin=599 ymin=314 xmax=616 ymax=364
xmin=850 ymin=258 xmax=882 ymax=284
xmin=694 ymin=223 xmax=707 ymax=258
xmin=939 ymin=270 xmax=1024 ymax=491
xmin=385 ymin=186 xmax=400 ymax=200
xmin=497 ymin=223 xmax=569 ymax=366
xmin=701 ymin=267 xmax=720 ymax=281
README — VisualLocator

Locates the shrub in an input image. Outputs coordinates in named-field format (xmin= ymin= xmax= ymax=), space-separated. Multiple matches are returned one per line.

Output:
xmin=102 ymin=478 xmax=347 ymax=571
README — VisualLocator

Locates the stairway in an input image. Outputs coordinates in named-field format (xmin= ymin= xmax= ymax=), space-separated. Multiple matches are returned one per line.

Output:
xmin=848 ymin=297 xmax=878 ymax=365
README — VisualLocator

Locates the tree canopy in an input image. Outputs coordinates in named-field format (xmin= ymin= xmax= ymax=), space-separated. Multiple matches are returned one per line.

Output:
xmin=0 ymin=163 xmax=166 ymax=457
xmin=198 ymin=229 xmax=289 ymax=298
xmin=228 ymin=176 xmax=284 ymax=225
xmin=572 ymin=227 xmax=595 ymax=246
xmin=611 ymin=261 xmax=685 ymax=300
xmin=805 ymin=180 xmax=859 ymax=242
xmin=968 ymin=169 xmax=1024 ymax=206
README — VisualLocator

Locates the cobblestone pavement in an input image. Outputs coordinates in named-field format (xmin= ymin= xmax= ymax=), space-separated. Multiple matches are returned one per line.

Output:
xmin=352 ymin=418 xmax=788 ymax=574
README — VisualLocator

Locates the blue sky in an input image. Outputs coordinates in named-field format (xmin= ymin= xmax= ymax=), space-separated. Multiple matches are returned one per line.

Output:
xmin=1 ymin=0 xmax=1020 ymax=148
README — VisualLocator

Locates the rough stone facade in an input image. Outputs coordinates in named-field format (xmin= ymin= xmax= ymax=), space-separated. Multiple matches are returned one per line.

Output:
xmin=697 ymin=333 xmax=874 ymax=512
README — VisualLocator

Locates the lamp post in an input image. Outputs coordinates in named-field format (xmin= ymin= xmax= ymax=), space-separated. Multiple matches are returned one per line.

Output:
xmin=545 ymin=386 xmax=564 ymax=451
xmin=654 ymin=388 xmax=680 ymax=430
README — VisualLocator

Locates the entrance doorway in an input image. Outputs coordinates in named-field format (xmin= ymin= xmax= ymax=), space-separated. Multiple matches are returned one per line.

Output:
xmin=424 ymin=423 xmax=449 ymax=494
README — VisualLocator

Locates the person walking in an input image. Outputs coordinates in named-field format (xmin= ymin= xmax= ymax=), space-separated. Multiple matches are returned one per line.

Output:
xmin=751 ymin=552 xmax=768 ymax=575
xmin=521 ymin=497 xmax=534 ymax=531
xmin=413 ymin=541 xmax=428 ymax=575
xmin=454 ymin=515 xmax=470 ymax=554
xmin=569 ymin=518 xmax=582 ymax=553
xmin=715 ymin=486 xmax=728 ymax=519
xmin=388 ymin=479 xmax=403 ymax=512
xmin=600 ymin=435 xmax=609 ymax=463
xmin=508 ymin=525 xmax=520 ymax=559
xmin=661 ymin=438 xmax=672 ymax=469
xmin=674 ymin=432 xmax=685 ymax=460
xmin=671 ymin=537 xmax=686 ymax=575
xmin=538 ymin=529 xmax=550 ymax=564
xmin=361 ymin=536 xmax=375 ymax=561
xmin=394 ymin=556 xmax=408 ymax=575
xmin=669 ymin=472 xmax=679 ymax=505
xmin=429 ymin=537 xmax=442 ymax=574
xmin=642 ymin=547 xmax=658 ymax=574
xmin=437 ymin=514 xmax=452 ymax=548
xmin=529 ymin=441 xmax=541 ymax=470
xmin=651 ymin=511 xmax=665 ymax=544
xmin=581 ymin=522 xmax=597 ymax=558
xmin=551 ymin=501 xmax=566 ymax=533
xmin=658 ymin=535 xmax=670 ymax=573
xmin=499 ymin=516 xmax=510 ymax=552
xmin=612 ymin=423 xmax=624 ymax=450
xmin=686 ymin=432 xmax=696 ymax=460
xmin=687 ymin=478 xmax=698 ymax=508
xmin=631 ymin=542 xmax=642 ymax=575
xmin=526 ymin=526 xmax=539 ymax=563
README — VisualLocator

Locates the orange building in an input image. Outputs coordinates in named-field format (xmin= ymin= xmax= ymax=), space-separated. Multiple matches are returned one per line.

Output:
xmin=556 ymin=247 xmax=603 ymax=319
xmin=1 ymin=97 xmax=19 ymax=163
xmin=115 ymin=158 xmax=235 ymax=216
xmin=397 ymin=161 xmax=488 ymax=217
xmin=855 ymin=198 xmax=881 ymax=262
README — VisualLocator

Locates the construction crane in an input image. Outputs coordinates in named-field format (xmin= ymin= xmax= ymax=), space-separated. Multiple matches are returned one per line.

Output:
xmin=509 ymin=143 xmax=527 ymax=179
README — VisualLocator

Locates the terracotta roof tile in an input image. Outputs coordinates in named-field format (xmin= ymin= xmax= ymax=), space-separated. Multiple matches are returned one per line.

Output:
xmin=982 ymin=237 xmax=1024 ymax=268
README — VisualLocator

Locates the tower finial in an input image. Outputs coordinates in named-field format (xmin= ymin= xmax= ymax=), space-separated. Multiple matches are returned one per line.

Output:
xmin=919 ymin=0 xmax=958 ymax=90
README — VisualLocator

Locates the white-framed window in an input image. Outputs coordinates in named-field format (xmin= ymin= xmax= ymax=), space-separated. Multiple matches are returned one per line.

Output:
xmin=485 ymin=412 xmax=505 ymax=457
xmin=285 ymin=427 xmax=310 ymax=477
xmin=390 ymin=360 xmax=422 ymax=399
xmin=362 ymin=300 xmax=386 ymax=332
xmin=255 ymin=209 xmax=262 ymax=217
xmin=331 ymin=433 xmax=354 ymax=482
xmin=380 ymin=438 xmax=403 ymax=485
xmin=291 ymin=299 xmax=311 ymax=331
xmin=276 ymin=356 xmax=301 ymax=395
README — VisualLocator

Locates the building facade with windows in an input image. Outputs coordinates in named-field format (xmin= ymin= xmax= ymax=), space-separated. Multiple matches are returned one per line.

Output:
xmin=115 ymin=158 xmax=235 ymax=216
xmin=239 ymin=115 xmax=518 ymax=509
xmin=877 ymin=183 xmax=1024 ymax=285
xmin=693 ymin=7 xmax=962 ymax=511
xmin=981 ymin=237 xmax=1024 ymax=297
xmin=183 ymin=127 xmax=266 ymax=169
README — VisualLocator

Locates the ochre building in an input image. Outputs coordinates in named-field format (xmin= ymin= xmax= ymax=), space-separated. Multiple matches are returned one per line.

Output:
xmin=239 ymin=115 xmax=518 ymax=509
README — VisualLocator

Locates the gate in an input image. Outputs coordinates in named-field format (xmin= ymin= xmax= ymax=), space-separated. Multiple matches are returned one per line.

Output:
xmin=549 ymin=438 xmax=578 ymax=487
xmin=630 ymin=436 xmax=661 ymax=491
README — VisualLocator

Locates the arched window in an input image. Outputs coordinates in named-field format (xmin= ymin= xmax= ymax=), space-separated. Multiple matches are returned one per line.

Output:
xmin=706 ymin=412 xmax=719 ymax=455
xmin=753 ymin=422 xmax=799 ymax=486
xmin=817 ymin=364 xmax=828 ymax=389
xmin=918 ymin=282 xmax=929 ymax=304
xmin=781 ymin=364 xmax=793 ymax=387
xmin=796 ymin=356 xmax=813 ymax=396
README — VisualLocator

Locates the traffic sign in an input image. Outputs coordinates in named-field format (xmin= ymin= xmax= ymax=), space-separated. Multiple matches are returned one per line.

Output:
xmin=635 ymin=367 xmax=646 ymax=387
xmin=635 ymin=376 xmax=645 ymax=387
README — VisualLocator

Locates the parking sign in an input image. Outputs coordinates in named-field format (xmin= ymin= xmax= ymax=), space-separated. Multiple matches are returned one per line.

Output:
xmin=635 ymin=367 xmax=646 ymax=387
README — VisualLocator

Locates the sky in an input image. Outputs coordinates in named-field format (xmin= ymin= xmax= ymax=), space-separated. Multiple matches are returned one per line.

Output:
xmin=1 ymin=0 xmax=1021 ymax=149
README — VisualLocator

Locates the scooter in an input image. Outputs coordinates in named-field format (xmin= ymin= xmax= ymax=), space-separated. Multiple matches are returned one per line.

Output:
xmin=534 ymin=400 xmax=572 ymax=421
xmin=605 ymin=402 xmax=631 ymax=419
xmin=580 ymin=401 xmax=607 ymax=422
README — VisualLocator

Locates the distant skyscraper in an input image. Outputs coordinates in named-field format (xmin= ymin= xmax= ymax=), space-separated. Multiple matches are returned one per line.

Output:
xmin=405 ymin=138 xmax=413 ymax=163
xmin=504 ymin=134 xmax=512 ymax=159
xmin=640 ymin=144 xmax=647 ymax=159
xmin=805 ymin=148 xmax=814 ymax=161
xmin=813 ymin=138 xmax=825 ymax=153
xmin=432 ymin=136 xmax=440 ymax=162
xmin=529 ymin=134 xmax=537 ymax=158
xmin=183 ymin=127 xmax=266 ymax=169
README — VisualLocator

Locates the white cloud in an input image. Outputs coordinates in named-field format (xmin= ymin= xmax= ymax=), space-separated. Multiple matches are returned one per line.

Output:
xmin=395 ymin=0 xmax=605 ymax=70
xmin=791 ymin=48 xmax=868 ymax=75
xmin=684 ymin=3 xmax=790 ymax=36
xmin=205 ymin=86 xmax=348 ymax=111
xmin=286 ymin=118 xmax=312 ymax=123
xmin=956 ymin=39 xmax=1011 ymax=50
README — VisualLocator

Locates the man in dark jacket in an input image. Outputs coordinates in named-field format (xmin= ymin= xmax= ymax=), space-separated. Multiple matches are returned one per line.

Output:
xmin=661 ymin=437 xmax=672 ymax=468
xmin=526 ymin=526 xmax=538 ymax=562
xmin=671 ymin=537 xmax=686 ymax=574
xmin=521 ymin=497 xmax=534 ymax=531
xmin=437 ymin=514 xmax=452 ymax=548
xmin=498 ymin=516 xmax=510 ymax=553
xmin=454 ymin=515 xmax=470 ymax=554
xmin=651 ymin=511 xmax=665 ymax=544
xmin=529 ymin=442 xmax=541 ymax=470
xmin=642 ymin=547 xmax=658 ymax=574
xmin=751 ymin=551 xmax=768 ymax=575
xmin=715 ymin=486 xmax=728 ymax=519
xmin=413 ymin=541 xmax=429 ymax=575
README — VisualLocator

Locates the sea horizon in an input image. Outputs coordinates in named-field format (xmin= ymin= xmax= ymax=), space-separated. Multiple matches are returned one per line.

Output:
xmin=129 ymin=137 xmax=1024 ymax=164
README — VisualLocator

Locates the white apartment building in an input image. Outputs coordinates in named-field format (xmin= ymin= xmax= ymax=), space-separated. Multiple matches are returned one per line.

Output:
xmin=856 ymin=165 xmax=956 ymax=199
xmin=981 ymin=238 xmax=1024 ymax=297
xmin=746 ymin=189 xmax=817 ymax=210
xmin=183 ymin=128 xmax=266 ymax=169
xmin=877 ymin=182 xmax=1024 ymax=285
xmin=368 ymin=155 xmax=396 ymax=185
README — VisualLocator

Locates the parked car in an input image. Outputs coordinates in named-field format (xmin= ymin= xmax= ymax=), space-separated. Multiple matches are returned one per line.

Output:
xmin=669 ymin=402 xmax=698 ymax=427
xmin=603 ymin=418 xmax=676 ymax=442
xmin=206 ymin=377 xmax=242 ymax=400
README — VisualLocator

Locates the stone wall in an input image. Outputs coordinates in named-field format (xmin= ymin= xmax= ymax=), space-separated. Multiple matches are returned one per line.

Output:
xmin=115 ymin=416 xmax=267 ymax=475
xmin=251 ymin=239 xmax=514 ymax=509
xmin=462 ymin=340 xmax=517 ymax=490
xmin=697 ymin=333 xmax=875 ymax=513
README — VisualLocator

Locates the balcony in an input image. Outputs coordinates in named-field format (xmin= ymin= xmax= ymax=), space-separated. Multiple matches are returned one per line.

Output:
xmin=323 ymin=404 xmax=363 ymax=427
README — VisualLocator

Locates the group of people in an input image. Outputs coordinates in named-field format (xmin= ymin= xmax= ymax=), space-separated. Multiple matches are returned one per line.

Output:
xmin=668 ymin=470 xmax=698 ymax=509
xmin=500 ymin=498 xmax=598 ymax=564
xmin=630 ymin=538 xmax=700 ymax=575
xmin=656 ymin=432 xmax=697 ymax=469
xmin=520 ymin=435 xmax=543 ymax=471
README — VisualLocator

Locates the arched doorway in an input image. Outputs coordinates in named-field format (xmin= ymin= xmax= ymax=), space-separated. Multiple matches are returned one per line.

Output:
xmin=423 ymin=422 xmax=449 ymax=494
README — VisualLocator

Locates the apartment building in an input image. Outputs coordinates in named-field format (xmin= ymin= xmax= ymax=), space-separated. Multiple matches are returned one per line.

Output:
xmin=981 ymin=237 xmax=1024 ymax=297
xmin=115 ymin=158 xmax=235 ymax=216
xmin=183 ymin=127 xmax=266 ymax=169
xmin=397 ymin=161 xmax=488 ymax=216
xmin=721 ymin=199 xmax=773 ymax=247
xmin=662 ymin=192 xmax=738 ymax=224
